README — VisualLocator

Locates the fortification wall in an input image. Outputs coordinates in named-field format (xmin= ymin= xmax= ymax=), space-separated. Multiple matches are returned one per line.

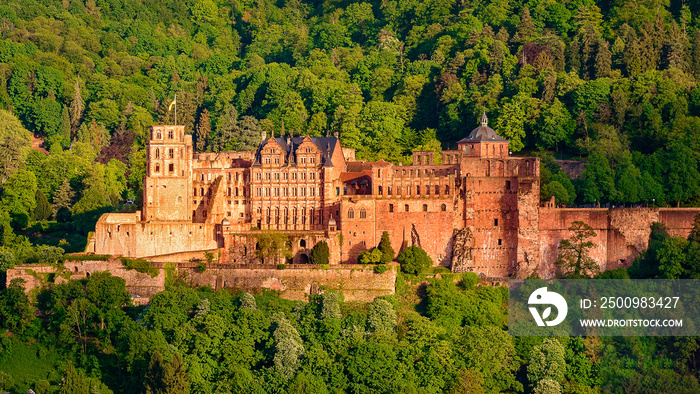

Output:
xmin=185 ymin=265 xmax=395 ymax=302
xmin=538 ymin=207 xmax=700 ymax=277
xmin=93 ymin=220 xmax=221 ymax=260
xmin=6 ymin=260 xmax=395 ymax=303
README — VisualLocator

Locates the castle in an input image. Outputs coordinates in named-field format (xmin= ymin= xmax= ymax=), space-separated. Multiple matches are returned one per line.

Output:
xmin=89 ymin=115 xmax=700 ymax=278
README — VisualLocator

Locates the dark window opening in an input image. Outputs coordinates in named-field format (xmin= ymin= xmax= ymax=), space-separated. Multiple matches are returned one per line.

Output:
xmin=498 ymin=239 xmax=502 ymax=246
xmin=423 ymin=204 xmax=428 ymax=212
xmin=389 ymin=204 xmax=394 ymax=213
xmin=494 ymin=218 xmax=498 ymax=226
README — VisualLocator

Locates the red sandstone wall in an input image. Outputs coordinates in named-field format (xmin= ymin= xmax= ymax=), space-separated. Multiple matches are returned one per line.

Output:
xmin=94 ymin=218 xmax=221 ymax=260
xmin=538 ymin=207 xmax=700 ymax=278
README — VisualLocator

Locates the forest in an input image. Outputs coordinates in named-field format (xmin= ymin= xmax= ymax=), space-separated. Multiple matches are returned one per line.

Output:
xmin=2 ymin=215 xmax=700 ymax=393
xmin=1 ymin=0 xmax=700 ymax=392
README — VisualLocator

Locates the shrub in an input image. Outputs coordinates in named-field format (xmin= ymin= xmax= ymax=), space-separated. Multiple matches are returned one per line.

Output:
xmin=310 ymin=241 xmax=330 ymax=265
xmin=367 ymin=298 xmax=397 ymax=332
xmin=65 ymin=254 xmax=111 ymax=261
xmin=358 ymin=248 xmax=382 ymax=264
xmin=378 ymin=231 xmax=395 ymax=264
xmin=196 ymin=262 xmax=206 ymax=273
xmin=120 ymin=258 xmax=159 ymax=277
xmin=373 ymin=265 xmax=389 ymax=274
xmin=397 ymin=245 xmax=433 ymax=275
xmin=277 ymin=263 xmax=287 ymax=270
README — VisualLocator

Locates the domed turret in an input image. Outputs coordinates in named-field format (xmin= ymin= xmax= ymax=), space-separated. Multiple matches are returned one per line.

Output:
xmin=456 ymin=110 xmax=509 ymax=158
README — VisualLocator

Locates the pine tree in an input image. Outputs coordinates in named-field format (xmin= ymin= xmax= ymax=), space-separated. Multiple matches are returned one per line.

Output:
xmin=145 ymin=351 xmax=167 ymax=394
xmin=513 ymin=8 xmax=536 ymax=45
xmin=60 ymin=364 xmax=90 ymax=394
xmin=69 ymin=78 xmax=84 ymax=135
xmin=60 ymin=106 xmax=71 ymax=143
xmin=378 ymin=231 xmax=395 ymax=264
xmin=164 ymin=353 xmax=189 ymax=394
xmin=195 ymin=109 xmax=211 ymax=152
xmin=33 ymin=189 xmax=51 ymax=221
xmin=693 ymin=29 xmax=700 ymax=78
xmin=594 ymin=40 xmax=612 ymax=78
xmin=53 ymin=179 xmax=75 ymax=210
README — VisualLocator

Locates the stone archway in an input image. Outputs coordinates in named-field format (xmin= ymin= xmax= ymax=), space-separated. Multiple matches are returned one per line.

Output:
xmin=298 ymin=254 xmax=309 ymax=264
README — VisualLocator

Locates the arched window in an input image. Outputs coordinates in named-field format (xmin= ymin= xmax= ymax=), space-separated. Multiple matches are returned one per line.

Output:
xmin=155 ymin=164 xmax=160 ymax=172
xmin=275 ymin=208 xmax=280 ymax=224
xmin=266 ymin=208 xmax=271 ymax=224
xmin=235 ymin=188 xmax=239 ymax=196
xmin=155 ymin=148 xmax=160 ymax=159
xmin=405 ymin=204 xmax=409 ymax=212
xmin=156 ymin=131 xmax=162 ymax=139
xmin=178 ymin=196 xmax=182 ymax=202
xmin=301 ymin=208 xmax=306 ymax=224
xmin=348 ymin=208 xmax=354 ymax=219
xmin=227 ymin=187 xmax=231 ymax=196
xmin=359 ymin=208 xmax=367 ymax=219
xmin=201 ymin=174 xmax=204 ymax=181
xmin=389 ymin=204 xmax=394 ymax=213
xmin=422 ymin=204 xmax=428 ymax=212
xmin=193 ymin=188 xmax=197 ymax=196
xmin=300 ymin=239 xmax=306 ymax=248
xmin=310 ymin=208 xmax=315 ymax=224
xmin=445 ymin=185 xmax=450 ymax=195
xmin=168 ymin=130 xmax=173 ymax=139
xmin=441 ymin=204 xmax=447 ymax=212
xmin=293 ymin=208 xmax=297 ymax=224
xmin=416 ymin=185 xmax=421 ymax=195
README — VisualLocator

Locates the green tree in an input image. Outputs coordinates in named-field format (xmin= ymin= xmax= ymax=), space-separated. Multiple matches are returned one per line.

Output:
xmin=377 ymin=231 xmax=394 ymax=264
xmin=555 ymin=221 xmax=599 ymax=278
xmin=397 ymin=245 xmax=433 ymax=275
xmin=0 ymin=278 xmax=34 ymax=332
xmin=310 ymin=241 xmax=330 ymax=265
xmin=1 ymin=169 xmax=38 ymax=218
xmin=272 ymin=313 xmax=305 ymax=379
xmin=528 ymin=339 xmax=566 ymax=389
xmin=33 ymin=188 xmax=51 ymax=221
xmin=53 ymin=179 xmax=75 ymax=210
xmin=60 ymin=364 xmax=90 ymax=394
xmin=0 ymin=110 xmax=32 ymax=184
xmin=658 ymin=237 xmax=688 ymax=279
xmin=367 ymin=298 xmax=397 ymax=332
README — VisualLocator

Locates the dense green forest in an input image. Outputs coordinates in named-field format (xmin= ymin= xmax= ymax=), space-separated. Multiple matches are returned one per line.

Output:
xmin=2 ymin=216 xmax=700 ymax=394
xmin=0 ymin=0 xmax=699 ymax=217
xmin=2 ymin=0 xmax=700 ymax=392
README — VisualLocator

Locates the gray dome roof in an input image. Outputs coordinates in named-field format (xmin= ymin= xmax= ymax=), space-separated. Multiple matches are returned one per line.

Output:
xmin=457 ymin=112 xmax=508 ymax=143
xmin=328 ymin=215 xmax=336 ymax=226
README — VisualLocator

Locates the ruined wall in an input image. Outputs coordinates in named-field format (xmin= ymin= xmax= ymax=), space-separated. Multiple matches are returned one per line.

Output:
xmin=185 ymin=265 xmax=396 ymax=302
xmin=6 ymin=260 xmax=395 ymax=303
xmin=340 ymin=196 xmax=457 ymax=266
xmin=6 ymin=259 xmax=165 ymax=305
xmin=93 ymin=217 xmax=221 ymax=260
xmin=223 ymin=230 xmax=341 ymax=265
xmin=538 ymin=207 xmax=700 ymax=278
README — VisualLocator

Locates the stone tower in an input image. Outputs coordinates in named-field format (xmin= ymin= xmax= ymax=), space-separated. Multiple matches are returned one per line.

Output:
xmin=142 ymin=125 xmax=193 ymax=221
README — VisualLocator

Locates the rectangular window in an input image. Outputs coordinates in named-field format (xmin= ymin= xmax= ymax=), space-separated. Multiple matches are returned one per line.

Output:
xmin=168 ymin=164 xmax=174 ymax=172
xmin=506 ymin=180 xmax=511 ymax=189
xmin=498 ymin=239 xmax=502 ymax=246
xmin=257 ymin=188 xmax=262 ymax=196
xmin=494 ymin=218 xmax=499 ymax=226
xmin=389 ymin=204 xmax=394 ymax=213
xmin=336 ymin=187 xmax=340 ymax=196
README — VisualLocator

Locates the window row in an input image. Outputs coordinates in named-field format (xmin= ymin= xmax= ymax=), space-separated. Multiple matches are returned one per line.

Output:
xmin=255 ymin=171 xmax=316 ymax=181
xmin=348 ymin=203 xmax=447 ymax=217
xmin=255 ymin=207 xmax=319 ymax=225
xmin=256 ymin=187 xmax=318 ymax=197
xmin=194 ymin=173 xmax=244 ymax=182
xmin=153 ymin=163 xmax=175 ymax=173
xmin=374 ymin=185 xmax=450 ymax=196
xmin=154 ymin=148 xmax=177 ymax=159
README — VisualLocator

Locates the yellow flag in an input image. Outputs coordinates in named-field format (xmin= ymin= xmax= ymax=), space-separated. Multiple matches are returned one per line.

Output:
xmin=168 ymin=96 xmax=176 ymax=111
